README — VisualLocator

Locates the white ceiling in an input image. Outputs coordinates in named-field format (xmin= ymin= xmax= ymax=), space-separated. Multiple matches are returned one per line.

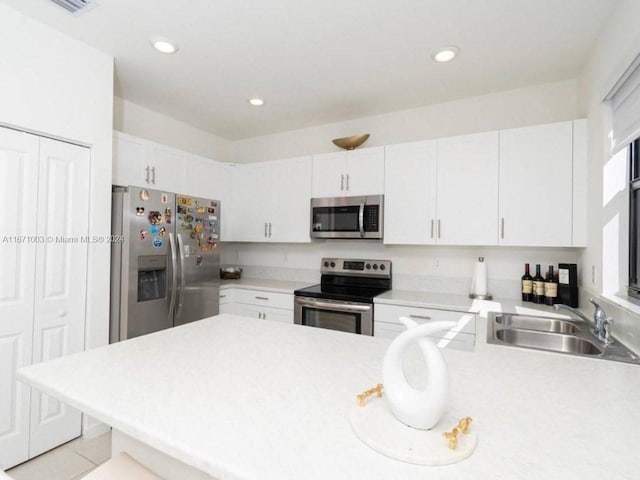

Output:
xmin=3 ymin=0 xmax=618 ymax=139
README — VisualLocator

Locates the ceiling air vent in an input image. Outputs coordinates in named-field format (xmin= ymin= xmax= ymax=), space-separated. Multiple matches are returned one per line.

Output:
xmin=49 ymin=0 xmax=98 ymax=16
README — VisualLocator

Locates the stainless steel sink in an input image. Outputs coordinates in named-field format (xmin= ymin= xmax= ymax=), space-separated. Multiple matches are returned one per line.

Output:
xmin=487 ymin=312 xmax=640 ymax=364
xmin=495 ymin=329 xmax=602 ymax=355
xmin=494 ymin=313 xmax=579 ymax=334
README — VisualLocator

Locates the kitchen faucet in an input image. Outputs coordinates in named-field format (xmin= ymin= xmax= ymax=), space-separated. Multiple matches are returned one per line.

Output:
xmin=553 ymin=298 xmax=613 ymax=345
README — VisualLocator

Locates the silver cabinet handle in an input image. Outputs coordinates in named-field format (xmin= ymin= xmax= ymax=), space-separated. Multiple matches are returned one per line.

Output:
xmin=409 ymin=314 xmax=432 ymax=320
xmin=150 ymin=166 xmax=156 ymax=184
xmin=501 ymin=218 xmax=505 ymax=239
xmin=264 ymin=222 xmax=268 ymax=237
xmin=268 ymin=222 xmax=272 ymax=238
xmin=263 ymin=312 xmax=267 ymax=320
xmin=430 ymin=219 xmax=434 ymax=239
xmin=438 ymin=219 xmax=441 ymax=239
xmin=220 ymin=294 xmax=227 ymax=298
xmin=144 ymin=165 xmax=150 ymax=184
xmin=341 ymin=174 xmax=344 ymax=191
xmin=255 ymin=296 xmax=269 ymax=300
xmin=346 ymin=173 xmax=350 ymax=190
xmin=258 ymin=312 xmax=262 ymax=319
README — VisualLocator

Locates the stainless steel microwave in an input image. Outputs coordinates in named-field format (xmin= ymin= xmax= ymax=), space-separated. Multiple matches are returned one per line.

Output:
xmin=310 ymin=195 xmax=384 ymax=239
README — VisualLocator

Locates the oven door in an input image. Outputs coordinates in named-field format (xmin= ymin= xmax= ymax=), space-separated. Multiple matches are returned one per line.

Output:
xmin=294 ymin=296 xmax=373 ymax=335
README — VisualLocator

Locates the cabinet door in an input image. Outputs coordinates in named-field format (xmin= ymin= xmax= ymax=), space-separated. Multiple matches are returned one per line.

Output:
xmin=0 ymin=128 xmax=39 ymax=469
xmin=312 ymin=151 xmax=346 ymax=197
xmin=437 ymin=132 xmax=499 ymax=245
xmin=270 ymin=157 xmax=312 ymax=243
xmin=384 ymin=141 xmax=437 ymax=244
xmin=232 ymin=164 xmax=271 ymax=241
xmin=149 ymin=144 xmax=186 ymax=193
xmin=262 ymin=307 xmax=293 ymax=324
xmin=345 ymin=146 xmax=385 ymax=196
xmin=499 ymin=122 xmax=573 ymax=246
xmin=30 ymin=138 xmax=88 ymax=458
xmin=234 ymin=303 xmax=263 ymax=320
xmin=112 ymin=132 xmax=149 ymax=187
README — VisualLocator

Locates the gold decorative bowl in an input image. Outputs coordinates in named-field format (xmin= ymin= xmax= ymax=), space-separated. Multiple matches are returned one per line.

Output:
xmin=332 ymin=134 xmax=370 ymax=150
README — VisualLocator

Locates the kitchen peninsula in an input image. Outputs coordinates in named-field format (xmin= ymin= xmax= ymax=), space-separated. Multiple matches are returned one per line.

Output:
xmin=17 ymin=313 xmax=640 ymax=480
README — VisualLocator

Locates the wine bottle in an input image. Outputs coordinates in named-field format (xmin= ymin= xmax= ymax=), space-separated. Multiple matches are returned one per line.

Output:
xmin=521 ymin=263 xmax=533 ymax=302
xmin=544 ymin=265 xmax=558 ymax=306
xmin=532 ymin=264 xmax=545 ymax=304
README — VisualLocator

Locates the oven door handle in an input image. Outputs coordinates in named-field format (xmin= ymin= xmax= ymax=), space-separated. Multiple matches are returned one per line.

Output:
xmin=296 ymin=297 xmax=372 ymax=312
xmin=358 ymin=202 xmax=365 ymax=238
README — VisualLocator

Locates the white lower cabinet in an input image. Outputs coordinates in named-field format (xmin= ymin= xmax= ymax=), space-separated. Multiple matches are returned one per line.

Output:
xmin=0 ymin=127 xmax=88 ymax=469
xmin=222 ymin=288 xmax=294 ymax=323
xmin=374 ymin=304 xmax=476 ymax=351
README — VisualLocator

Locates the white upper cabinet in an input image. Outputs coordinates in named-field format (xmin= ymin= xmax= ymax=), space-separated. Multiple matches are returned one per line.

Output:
xmin=437 ymin=132 xmax=499 ymax=245
xmin=384 ymin=141 xmax=437 ymax=244
xmin=233 ymin=156 xmax=312 ymax=243
xmin=113 ymin=131 xmax=185 ymax=193
xmin=498 ymin=121 xmax=573 ymax=246
xmin=312 ymin=146 xmax=384 ymax=197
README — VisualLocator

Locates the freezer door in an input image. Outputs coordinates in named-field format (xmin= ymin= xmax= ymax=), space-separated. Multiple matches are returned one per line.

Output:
xmin=113 ymin=186 xmax=176 ymax=341
xmin=174 ymin=194 xmax=221 ymax=325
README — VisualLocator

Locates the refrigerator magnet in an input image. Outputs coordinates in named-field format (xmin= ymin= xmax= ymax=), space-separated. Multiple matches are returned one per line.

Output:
xmin=164 ymin=208 xmax=172 ymax=224
xmin=140 ymin=229 xmax=148 ymax=240
xmin=136 ymin=207 xmax=145 ymax=216
xmin=140 ymin=189 xmax=150 ymax=201
xmin=196 ymin=253 xmax=203 ymax=266
xmin=161 ymin=193 xmax=169 ymax=204
xmin=152 ymin=237 xmax=163 ymax=248
xmin=149 ymin=211 xmax=163 ymax=225
xmin=177 ymin=205 xmax=187 ymax=215
xmin=159 ymin=226 xmax=166 ymax=237
xmin=150 ymin=224 xmax=159 ymax=235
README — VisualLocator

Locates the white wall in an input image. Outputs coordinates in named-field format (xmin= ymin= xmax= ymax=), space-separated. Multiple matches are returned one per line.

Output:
xmin=114 ymin=97 xmax=232 ymax=160
xmin=576 ymin=0 xmax=640 ymax=348
xmin=0 ymin=4 xmax=114 ymax=434
xmin=230 ymin=79 xmax=578 ymax=163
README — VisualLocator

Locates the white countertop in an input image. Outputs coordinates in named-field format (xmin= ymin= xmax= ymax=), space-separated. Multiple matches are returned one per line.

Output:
xmin=17 ymin=314 xmax=640 ymax=480
xmin=220 ymin=277 xmax=311 ymax=294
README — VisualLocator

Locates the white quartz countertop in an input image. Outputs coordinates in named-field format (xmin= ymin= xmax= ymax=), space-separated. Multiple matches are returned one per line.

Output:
xmin=220 ymin=277 xmax=311 ymax=293
xmin=17 ymin=314 xmax=640 ymax=480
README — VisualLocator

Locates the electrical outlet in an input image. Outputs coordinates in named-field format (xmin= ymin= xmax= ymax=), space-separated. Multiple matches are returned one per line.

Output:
xmin=433 ymin=258 xmax=440 ymax=270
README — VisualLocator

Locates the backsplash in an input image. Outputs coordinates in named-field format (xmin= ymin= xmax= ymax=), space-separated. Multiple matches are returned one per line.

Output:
xmin=221 ymin=242 xmax=582 ymax=300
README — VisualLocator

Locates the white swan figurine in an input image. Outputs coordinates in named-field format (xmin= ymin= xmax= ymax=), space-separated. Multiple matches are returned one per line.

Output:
xmin=382 ymin=317 xmax=457 ymax=430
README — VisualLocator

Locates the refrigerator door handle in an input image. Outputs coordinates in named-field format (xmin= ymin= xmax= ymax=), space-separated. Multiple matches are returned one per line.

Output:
xmin=168 ymin=233 xmax=178 ymax=324
xmin=176 ymin=233 xmax=187 ymax=323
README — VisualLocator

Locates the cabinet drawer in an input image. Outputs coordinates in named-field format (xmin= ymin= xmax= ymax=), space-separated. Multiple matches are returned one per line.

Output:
xmin=374 ymin=321 xmax=475 ymax=351
xmin=233 ymin=289 xmax=293 ymax=310
xmin=219 ymin=288 xmax=233 ymax=305
xmin=375 ymin=304 xmax=476 ymax=335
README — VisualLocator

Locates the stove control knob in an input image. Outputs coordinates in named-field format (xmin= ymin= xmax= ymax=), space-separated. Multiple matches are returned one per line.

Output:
xmin=323 ymin=261 xmax=329 ymax=267
xmin=380 ymin=264 xmax=386 ymax=271
xmin=372 ymin=264 xmax=378 ymax=270
xmin=330 ymin=261 xmax=336 ymax=268
xmin=366 ymin=263 xmax=371 ymax=270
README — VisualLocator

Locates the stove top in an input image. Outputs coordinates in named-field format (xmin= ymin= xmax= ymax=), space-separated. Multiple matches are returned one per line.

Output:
xmin=294 ymin=257 xmax=392 ymax=304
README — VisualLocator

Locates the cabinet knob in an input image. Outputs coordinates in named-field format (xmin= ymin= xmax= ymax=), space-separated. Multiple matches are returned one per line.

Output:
xmin=57 ymin=310 xmax=67 ymax=317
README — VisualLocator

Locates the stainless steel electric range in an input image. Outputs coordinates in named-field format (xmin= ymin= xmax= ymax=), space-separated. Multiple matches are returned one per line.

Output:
xmin=294 ymin=258 xmax=392 ymax=335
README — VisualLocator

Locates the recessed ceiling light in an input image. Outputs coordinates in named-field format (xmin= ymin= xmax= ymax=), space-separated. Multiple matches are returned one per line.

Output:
xmin=432 ymin=46 xmax=459 ymax=63
xmin=151 ymin=38 xmax=179 ymax=55
xmin=248 ymin=98 xmax=265 ymax=106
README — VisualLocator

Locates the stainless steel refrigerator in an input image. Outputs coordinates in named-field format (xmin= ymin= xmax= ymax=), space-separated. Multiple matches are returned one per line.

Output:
xmin=110 ymin=186 xmax=221 ymax=342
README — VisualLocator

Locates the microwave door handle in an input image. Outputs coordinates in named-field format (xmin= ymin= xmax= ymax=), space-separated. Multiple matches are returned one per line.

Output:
xmin=359 ymin=203 xmax=365 ymax=238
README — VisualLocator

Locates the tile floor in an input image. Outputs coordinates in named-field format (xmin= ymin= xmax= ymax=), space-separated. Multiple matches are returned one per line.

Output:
xmin=7 ymin=431 xmax=112 ymax=480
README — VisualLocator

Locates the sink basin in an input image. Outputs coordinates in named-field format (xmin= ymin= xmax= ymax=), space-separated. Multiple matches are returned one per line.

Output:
xmin=486 ymin=312 xmax=640 ymax=365
xmin=495 ymin=314 xmax=579 ymax=334
xmin=495 ymin=328 xmax=602 ymax=355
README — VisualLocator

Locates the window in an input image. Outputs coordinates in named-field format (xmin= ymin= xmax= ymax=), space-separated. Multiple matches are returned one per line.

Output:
xmin=629 ymin=138 xmax=640 ymax=298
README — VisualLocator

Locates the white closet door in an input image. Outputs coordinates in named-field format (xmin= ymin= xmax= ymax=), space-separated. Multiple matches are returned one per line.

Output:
xmin=0 ymin=128 xmax=39 ymax=469
xmin=29 ymin=138 xmax=89 ymax=458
